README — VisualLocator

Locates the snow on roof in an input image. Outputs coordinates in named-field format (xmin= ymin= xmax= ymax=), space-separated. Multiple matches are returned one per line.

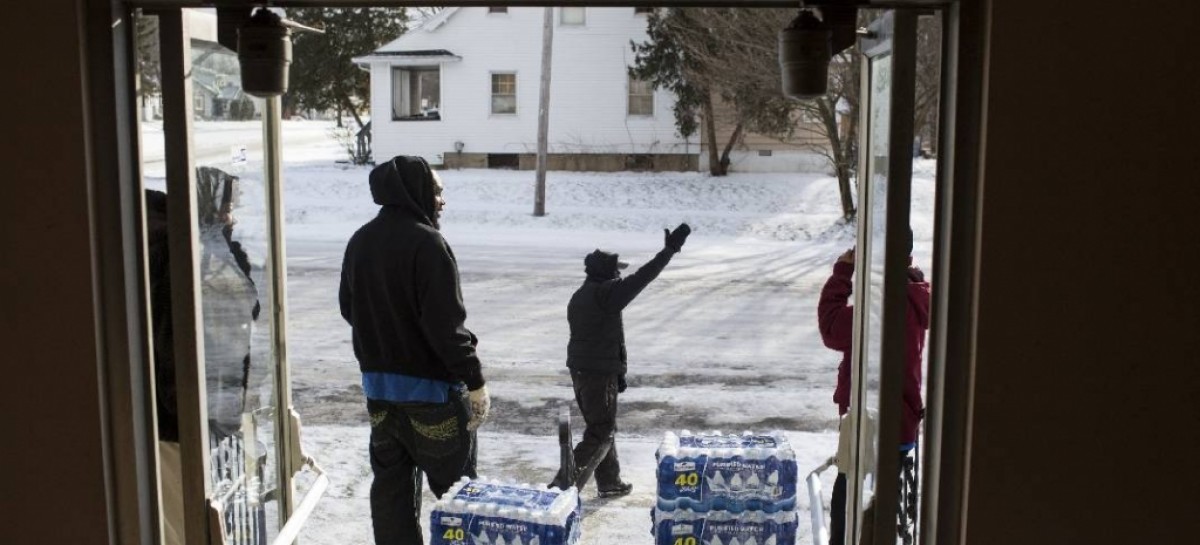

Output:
xmin=370 ymin=49 xmax=456 ymax=57
xmin=353 ymin=49 xmax=462 ymax=66
xmin=371 ymin=7 xmax=459 ymax=56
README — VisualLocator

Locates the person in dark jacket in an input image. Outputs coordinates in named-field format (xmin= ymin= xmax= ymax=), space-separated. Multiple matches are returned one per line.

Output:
xmin=339 ymin=156 xmax=490 ymax=545
xmin=817 ymin=228 xmax=931 ymax=545
xmin=553 ymin=223 xmax=691 ymax=498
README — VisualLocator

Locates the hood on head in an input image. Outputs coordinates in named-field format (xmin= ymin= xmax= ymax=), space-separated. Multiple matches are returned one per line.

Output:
xmin=584 ymin=250 xmax=628 ymax=281
xmin=369 ymin=155 xmax=439 ymax=228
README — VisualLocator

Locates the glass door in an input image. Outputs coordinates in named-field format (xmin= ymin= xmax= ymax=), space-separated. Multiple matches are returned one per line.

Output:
xmin=846 ymin=10 xmax=920 ymax=545
xmin=140 ymin=7 xmax=325 ymax=545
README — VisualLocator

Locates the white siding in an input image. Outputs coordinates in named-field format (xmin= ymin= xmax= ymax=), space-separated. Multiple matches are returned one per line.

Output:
xmin=367 ymin=7 xmax=689 ymax=165
xmin=720 ymin=150 xmax=832 ymax=174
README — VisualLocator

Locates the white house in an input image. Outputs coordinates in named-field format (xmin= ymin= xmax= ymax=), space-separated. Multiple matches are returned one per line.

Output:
xmin=355 ymin=6 xmax=697 ymax=171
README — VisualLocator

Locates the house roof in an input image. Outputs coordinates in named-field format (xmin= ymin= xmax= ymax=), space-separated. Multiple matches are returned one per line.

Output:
xmin=361 ymin=7 xmax=460 ymax=60
xmin=414 ymin=7 xmax=459 ymax=32
xmin=353 ymin=49 xmax=462 ymax=65
xmin=369 ymin=49 xmax=456 ymax=57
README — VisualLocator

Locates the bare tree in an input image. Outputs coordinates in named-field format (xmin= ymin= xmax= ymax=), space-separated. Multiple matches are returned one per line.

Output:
xmin=914 ymin=13 xmax=943 ymax=156
xmin=633 ymin=8 xmax=794 ymax=177
xmin=645 ymin=8 xmax=858 ymax=217
xmin=634 ymin=8 xmax=939 ymax=217
xmin=796 ymin=51 xmax=861 ymax=221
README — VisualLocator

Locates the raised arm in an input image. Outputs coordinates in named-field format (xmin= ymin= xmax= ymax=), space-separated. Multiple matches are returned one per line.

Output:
xmin=818 ymin=251 xmax=856 ymax=351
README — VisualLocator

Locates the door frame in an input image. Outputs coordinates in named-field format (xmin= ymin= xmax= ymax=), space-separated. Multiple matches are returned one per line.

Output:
xmin=845 ymin=9 xmax=920 ymax=545
xmin=86 ymin=2 xmax=984 ymax=545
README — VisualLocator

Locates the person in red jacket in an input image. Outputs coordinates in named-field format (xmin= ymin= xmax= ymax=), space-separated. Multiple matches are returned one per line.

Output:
xmin=818 ymin=229 xmax=931 ymax=545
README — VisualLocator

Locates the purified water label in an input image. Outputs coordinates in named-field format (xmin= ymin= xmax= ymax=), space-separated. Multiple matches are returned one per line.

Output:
xmin=652 ymin=508 xmax=798 ymax=545
xmin=432 ymin=479 xmax=582 ymax=545
xmin=657 ymin=432 xmax=798 ymax=508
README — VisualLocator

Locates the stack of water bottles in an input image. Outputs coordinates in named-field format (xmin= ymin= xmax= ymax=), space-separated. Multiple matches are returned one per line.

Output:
xmin=431 ymin=477 xmax=582 ymax=545
xmin=653 ymin=430 xmax=800 ymax=545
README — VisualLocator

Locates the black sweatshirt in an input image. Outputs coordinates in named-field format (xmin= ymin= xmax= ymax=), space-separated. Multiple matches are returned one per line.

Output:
xmin=566 ymin=248 xmax=675 ymax=374
xmin=339 ymin=157 xmax=484 ymax=397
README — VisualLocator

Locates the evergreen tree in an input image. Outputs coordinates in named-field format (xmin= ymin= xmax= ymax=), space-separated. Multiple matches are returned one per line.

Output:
xmin=287 ymin=8 xmax=408 ymax=129
xmin=135 ymin=13 xmax=161 ymax=105
xmin=631 ymin=8 xmax=797 ymax=177
xmin=630 ymin=9 xmax=723 ymax=175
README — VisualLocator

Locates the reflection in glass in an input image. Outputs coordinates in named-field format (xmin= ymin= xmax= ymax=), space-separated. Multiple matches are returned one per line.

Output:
xmin=193 ymin=115 xmax=282 ymax=544
xmin=195 ymin=161 xmax=274 ymax=544
xmin=139 ymin=10 xmax=283 ymax=543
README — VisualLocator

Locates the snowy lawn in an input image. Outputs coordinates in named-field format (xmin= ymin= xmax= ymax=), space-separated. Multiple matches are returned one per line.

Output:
xmin=278 ymin=166 xmax=935 ymax=545
xmin=144 ymin=122 xmax=936 ymax=544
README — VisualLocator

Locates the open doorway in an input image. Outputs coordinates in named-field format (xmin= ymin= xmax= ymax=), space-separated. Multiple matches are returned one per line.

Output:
xmin=131 ymin=4 xmax=950 ymax=545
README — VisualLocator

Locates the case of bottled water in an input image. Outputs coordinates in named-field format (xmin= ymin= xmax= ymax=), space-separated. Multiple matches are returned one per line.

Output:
xmin=652 ymin=505 xmax=799 ymax=545
xmin=656 ymin=430 xmax=799 ymax=511
xmin=430 ymin=477 xmax=582 ymax=545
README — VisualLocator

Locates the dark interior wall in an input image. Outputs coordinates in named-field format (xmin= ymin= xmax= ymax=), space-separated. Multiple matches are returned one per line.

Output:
xmin=966 ymin=1 xmax=1200 ymax=542
xmin=0 ymin=0 xmax=114 ymax=542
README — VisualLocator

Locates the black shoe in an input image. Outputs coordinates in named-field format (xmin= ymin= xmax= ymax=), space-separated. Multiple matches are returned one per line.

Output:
xmin=596 ymin=481 xmax=633 ymax=498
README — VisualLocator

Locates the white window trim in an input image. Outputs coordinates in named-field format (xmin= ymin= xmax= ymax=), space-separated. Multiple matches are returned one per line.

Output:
xmin=490 ymin=71 xmax=518 ymax=116
xmin=559 ymin=6 xmax=586 ymax=26
xmin=392 ymin=64 xmax=443 ymax=121
xmin=626 ymin=76 xmax=655 ymax=118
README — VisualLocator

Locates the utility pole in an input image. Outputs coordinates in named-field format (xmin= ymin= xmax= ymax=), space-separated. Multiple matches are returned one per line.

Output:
xmin=534 ymin=6 xmax=554 ymax=216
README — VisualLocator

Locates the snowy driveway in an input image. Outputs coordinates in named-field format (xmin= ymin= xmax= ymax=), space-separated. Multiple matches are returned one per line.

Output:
xmin=143 ymin=121 xmax=934 ymax=543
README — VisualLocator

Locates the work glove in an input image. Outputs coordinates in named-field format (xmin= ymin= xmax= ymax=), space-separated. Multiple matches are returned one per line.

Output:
xmin=617 ymin=374 xmax=628 ymax=394
xmin=664 ymin=223 xmax=692 ymax=253
xmin=466 ymin=385 xmax=490 ymax=432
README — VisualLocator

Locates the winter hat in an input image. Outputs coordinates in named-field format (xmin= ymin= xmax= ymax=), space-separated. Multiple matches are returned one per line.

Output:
xmin=584 ymin=249 xmax=628 ymax=280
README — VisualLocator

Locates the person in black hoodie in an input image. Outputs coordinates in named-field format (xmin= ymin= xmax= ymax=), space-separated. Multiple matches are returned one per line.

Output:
xmin=339 ymin=156 xmax=489 ymax=545
xmin=553 ymin=223 xmax=691 ymax=498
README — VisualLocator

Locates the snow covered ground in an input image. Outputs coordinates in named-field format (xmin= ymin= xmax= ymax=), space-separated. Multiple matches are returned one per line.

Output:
xmin=143 ymin=121 xmax=936 ymax=545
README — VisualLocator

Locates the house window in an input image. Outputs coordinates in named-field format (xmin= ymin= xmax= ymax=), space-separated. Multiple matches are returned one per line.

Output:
xmin=193 ymin=93 xmax=205 ymax=114
xmin=491 ymin=73 xmax=517 ymax=115
xmin=628 ymin=75 xmax=654 ymax=116
xmin=392 ymin=66 xmax=441 ymax=121
xmin=560 ymin=7 xmax=585 ymax=26
xmin=634 ymin=7 xmax=654 ymax=15
xmin=488 ymin=6 xmax=508 ymax=14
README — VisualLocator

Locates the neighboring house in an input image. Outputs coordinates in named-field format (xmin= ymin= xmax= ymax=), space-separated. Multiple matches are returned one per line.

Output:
xmin=142 ymin=9 xmax=259 ymax=121
xmin=192 ymin=37 xmax=259 ymax=121
xmin=355 ymin=6 xmax=696 ymax=171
